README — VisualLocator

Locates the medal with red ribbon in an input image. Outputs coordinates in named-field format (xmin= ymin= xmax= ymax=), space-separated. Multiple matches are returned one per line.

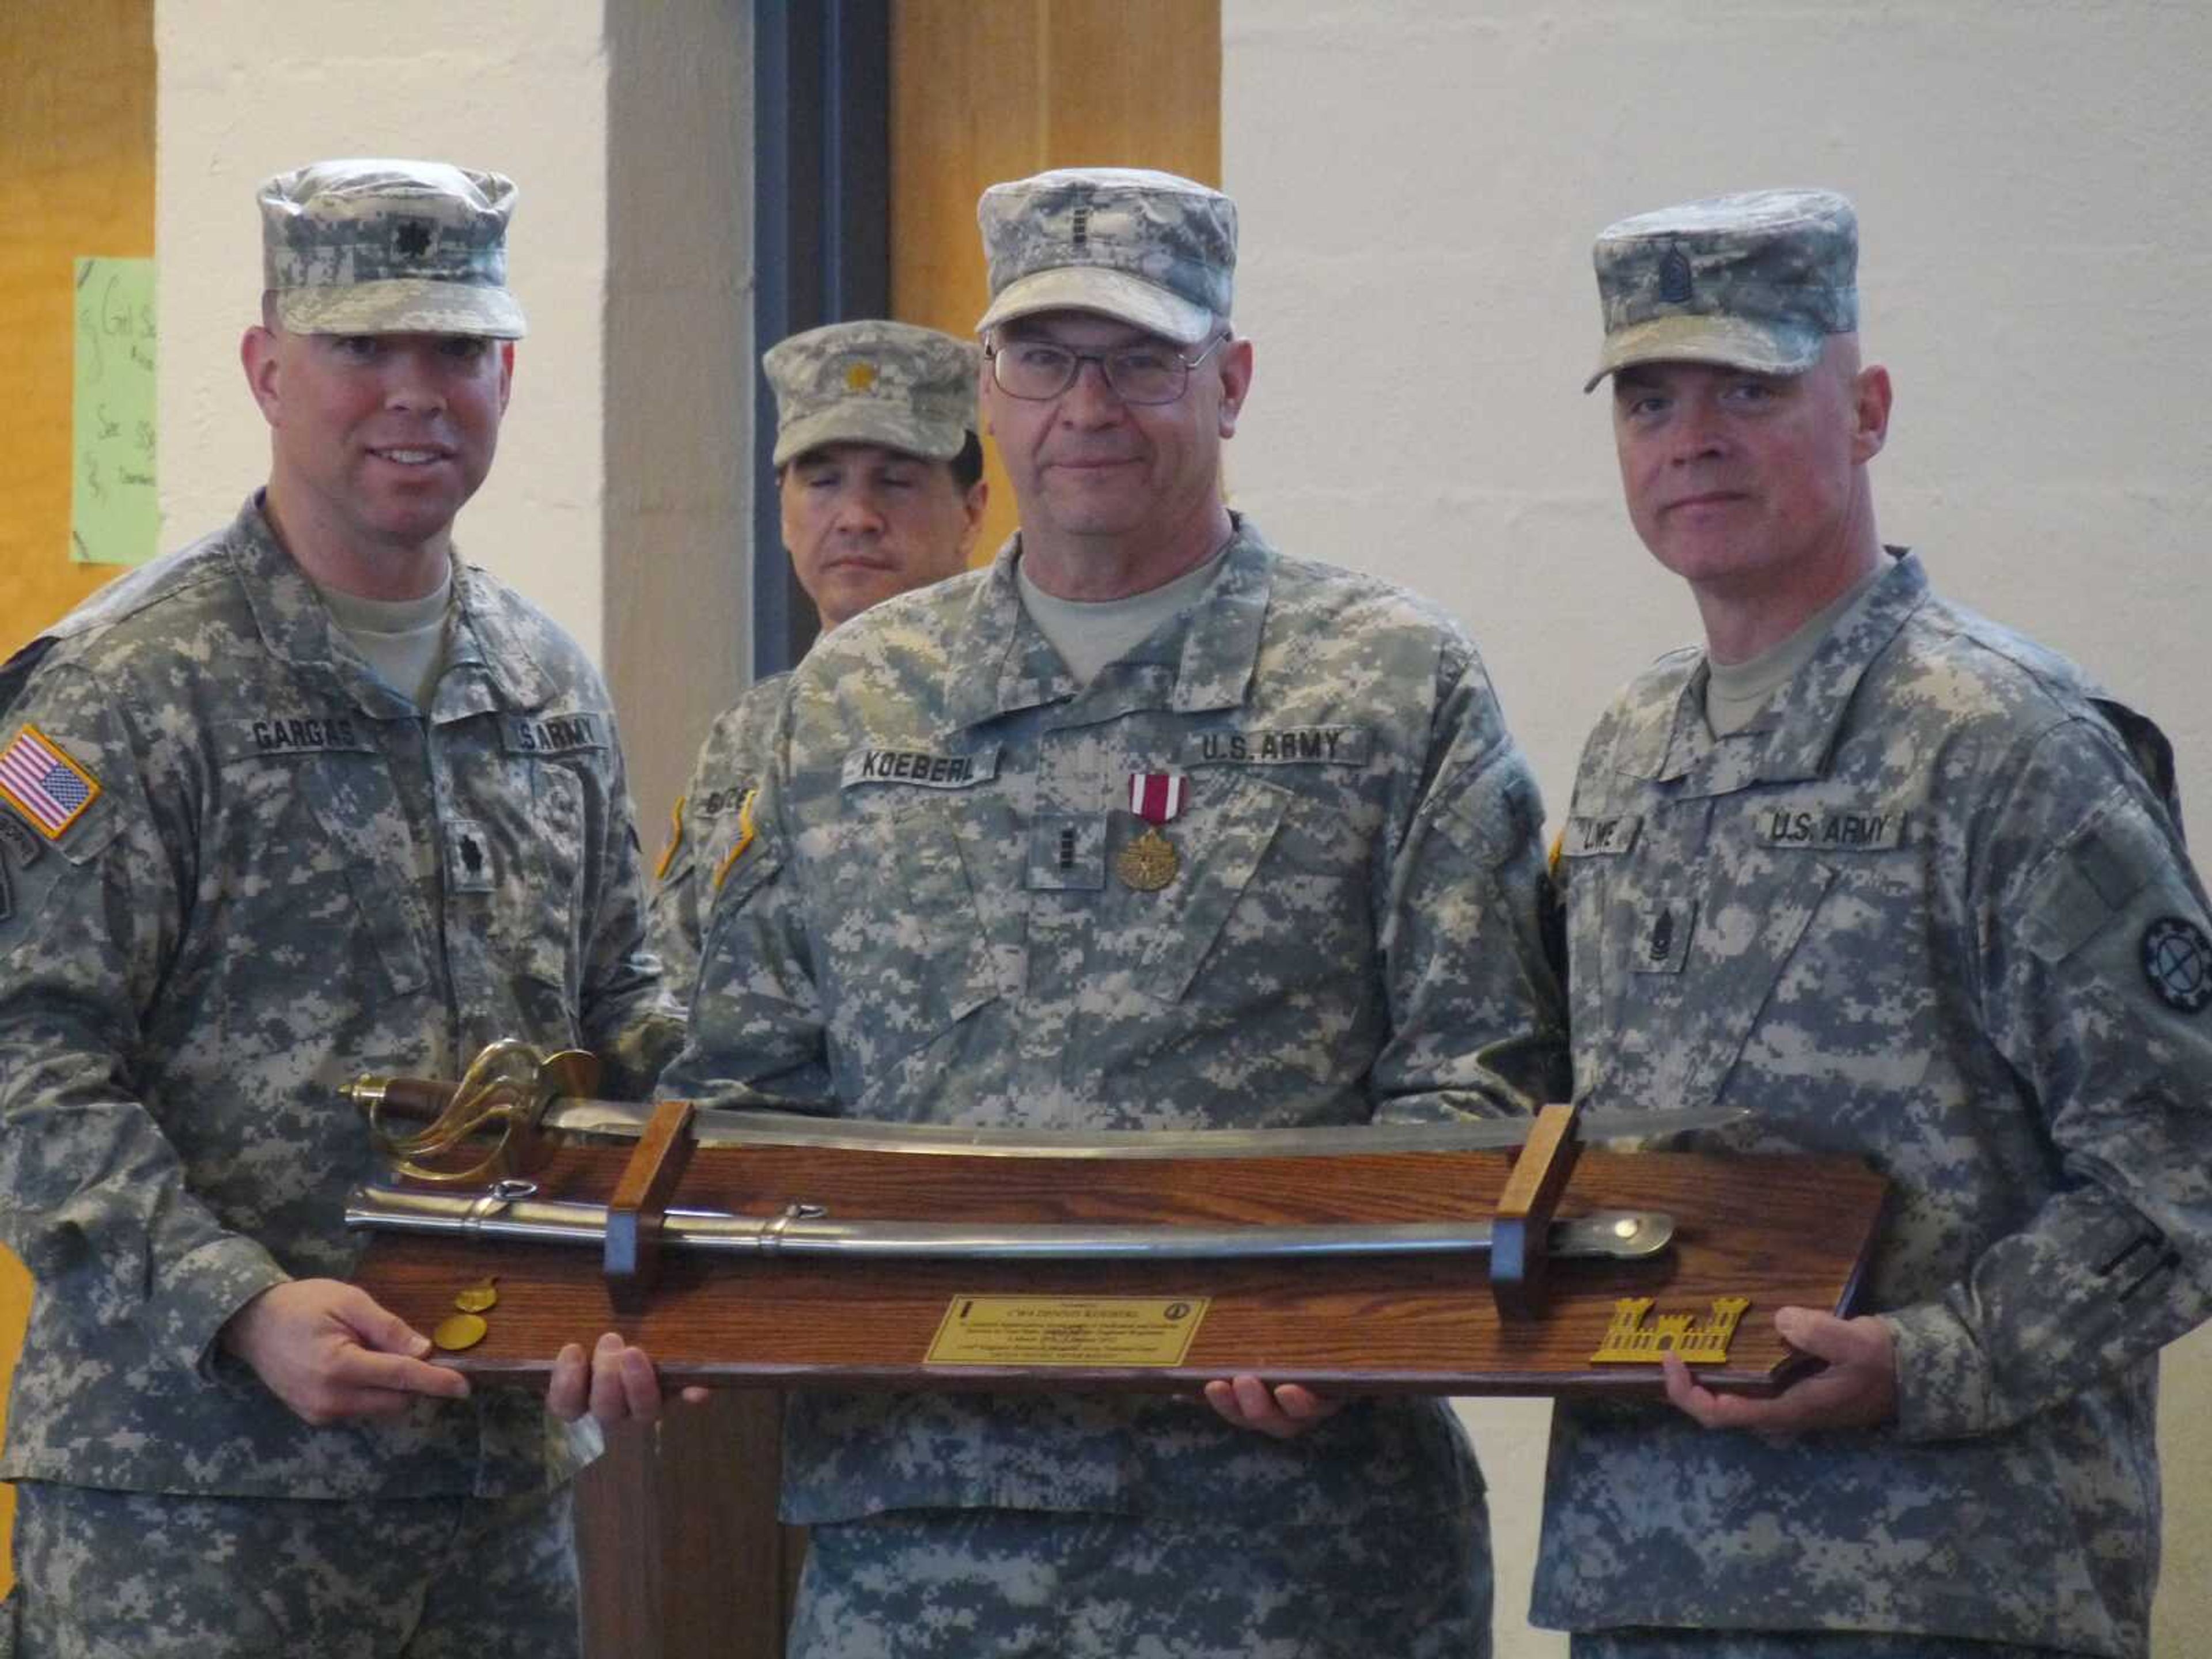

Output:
xmin=1116 ymin=771 xmax=1187 ymax=891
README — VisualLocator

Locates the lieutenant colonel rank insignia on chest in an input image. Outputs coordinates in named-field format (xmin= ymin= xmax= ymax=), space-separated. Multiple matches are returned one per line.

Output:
xmin=1116 ymin=771 xmax=1188 ymax=892
xmin=0 ymin=725 xmax=102 ymax=840
xmin=444 ymin=818 xmax=497 ymax=893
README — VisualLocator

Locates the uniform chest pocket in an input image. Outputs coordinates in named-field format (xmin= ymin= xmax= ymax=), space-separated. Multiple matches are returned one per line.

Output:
xmin=480 ymin=759 xmax=584 ymax=996
xmin=1567 ymin=838 xmax=1840 ymax=1111
xmin=1112 ymin=770 xmax=1368 ymax=1004
xmin=257 ymin=750 xmax=432 ymax=1002
xmin=813 ymin=790 xmax=1001 ymax=1071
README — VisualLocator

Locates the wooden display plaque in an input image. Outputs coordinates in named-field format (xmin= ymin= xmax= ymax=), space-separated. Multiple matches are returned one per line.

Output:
xmin=350 ymin=1130 xmax=1887 ymax=1399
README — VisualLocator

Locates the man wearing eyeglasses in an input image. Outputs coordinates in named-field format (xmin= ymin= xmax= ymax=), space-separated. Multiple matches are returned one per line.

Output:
xmin=578 ymin=166 xmax=1563 ymax=1658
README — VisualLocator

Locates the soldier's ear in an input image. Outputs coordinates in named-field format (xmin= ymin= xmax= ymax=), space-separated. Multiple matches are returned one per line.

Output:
xmin=241 ymin=325 xmax=283 ymax=425
xmin=1215 ymin=336 xmax=1255 ymax=439
xmin=1850 ymin=363 xmax=1892 ymax=464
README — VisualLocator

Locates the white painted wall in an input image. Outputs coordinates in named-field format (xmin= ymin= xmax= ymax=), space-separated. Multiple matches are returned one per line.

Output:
xmin=1222 ymin=2 xmax=2212 ymax=1654
xmin=156 ymin=0 xmax=614 ymax=660
xmin=602 ymin=0 xmax=755 ymax=842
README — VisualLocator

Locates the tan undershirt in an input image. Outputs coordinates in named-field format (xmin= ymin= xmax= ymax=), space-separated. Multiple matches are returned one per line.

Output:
xmin=316 ymin=570 xmax=453 ymax=712
xmin=1016 ymin=543 xmax=1233 ymax=684
xmin=1704 ymin=565 xmax=1885 ymax=738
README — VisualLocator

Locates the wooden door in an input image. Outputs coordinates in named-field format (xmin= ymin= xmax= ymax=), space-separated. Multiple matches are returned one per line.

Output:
xmin=891 ymin=0 xmax=1222 ymax=564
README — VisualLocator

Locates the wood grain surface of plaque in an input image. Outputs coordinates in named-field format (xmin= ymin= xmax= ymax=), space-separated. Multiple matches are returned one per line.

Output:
xmin=349 ymin=1141 xmax=1886 ymax=1399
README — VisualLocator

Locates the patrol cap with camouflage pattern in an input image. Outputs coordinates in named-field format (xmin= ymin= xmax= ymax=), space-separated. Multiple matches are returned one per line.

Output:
xmin=1586 ymin=187 xmax=1856 ymax=392
xmin=764 ymin=320 xmax=979 ymax=467
xmin=259 ymin=158 xmax=527 ymax=339
xmin=974 ymin=167 xmax=1235 ymax=346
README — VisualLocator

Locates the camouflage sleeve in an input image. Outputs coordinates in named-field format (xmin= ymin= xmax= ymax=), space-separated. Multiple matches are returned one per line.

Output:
xmin=645 ymin=737 xmax=716 ymax=1020
xmin=1886 ymin=717 xmax=2212 ymax=1440
xmin=656 ymin=718 xmax=836 ymax=1108
xmin=574 ymin=709 xmax=683 ymax=1099
xmin=1368 ymin=643 xmax=1570 ymax=1120
xmin=645 ymin=688 xmax=781 ymax=1029
xmin=0 ymin=668 xmax=289 ymax=1376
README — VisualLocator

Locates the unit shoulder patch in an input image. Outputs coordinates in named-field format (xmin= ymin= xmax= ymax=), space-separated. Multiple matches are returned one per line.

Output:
xmin=2141 ymin=915 xmax=2212 ymax=1014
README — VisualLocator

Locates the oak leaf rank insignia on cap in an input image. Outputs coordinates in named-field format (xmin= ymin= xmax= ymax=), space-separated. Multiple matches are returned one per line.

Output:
xmin=259 ymin=157 xmax=527 ymax=339
xmin=763 ymin=320 xmax=979 ymax=467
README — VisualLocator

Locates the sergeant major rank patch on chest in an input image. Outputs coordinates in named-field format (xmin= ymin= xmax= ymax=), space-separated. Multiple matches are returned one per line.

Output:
xmin=1631 ymin=896 xmax=1697 ymax=975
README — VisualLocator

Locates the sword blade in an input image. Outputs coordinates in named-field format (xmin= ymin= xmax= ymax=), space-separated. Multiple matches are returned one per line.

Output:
xmin=541 ymin=1101 xmax=1746 ymax=1160
xmin=345 ymin=1184 xmax=1675 ymax=1263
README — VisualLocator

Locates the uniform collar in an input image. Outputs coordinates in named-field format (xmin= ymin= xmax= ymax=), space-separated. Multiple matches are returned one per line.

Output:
xmin=229 ymin=493 xmax=556 ymax=719
xmin=941 ymin=516 xmax=1276 ymax=732
xmin=1620 ymin=549 xmax=1929 ymax=796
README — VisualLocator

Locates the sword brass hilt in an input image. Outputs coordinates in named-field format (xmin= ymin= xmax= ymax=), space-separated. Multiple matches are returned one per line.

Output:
xmin=348 ymin=1039 xmax=599 ymax=1186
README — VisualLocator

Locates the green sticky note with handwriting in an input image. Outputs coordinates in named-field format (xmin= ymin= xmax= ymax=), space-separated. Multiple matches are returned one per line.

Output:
xmin=71 ymin=256 xmax=160 ymax=566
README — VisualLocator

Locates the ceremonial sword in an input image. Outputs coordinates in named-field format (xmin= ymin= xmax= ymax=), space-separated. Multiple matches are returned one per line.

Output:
xmin=343 ymin=1046 xmax=1748 ymax=1166
xmin=344 ymin=1181 xmax=1676 ymax=1265
xmin=344 ymin=1043 xmax=1736 ymax=1263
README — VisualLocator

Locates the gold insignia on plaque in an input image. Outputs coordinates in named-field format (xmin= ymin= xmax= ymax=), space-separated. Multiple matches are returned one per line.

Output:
xmin=453 ymin=1279 xmax=499 ymax=1314
xmin=433 ymin=1312 xmax=489 ymax=1353
xmin=1590 ymin=1296 xmax=1750 ymax=1365
xmin=1114 ymin=827 xmax=1179 ymax=892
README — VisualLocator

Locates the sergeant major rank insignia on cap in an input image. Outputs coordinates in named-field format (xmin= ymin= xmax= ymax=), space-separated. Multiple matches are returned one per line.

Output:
xmin=1585 ymin=187 xmax=1858 ymax=393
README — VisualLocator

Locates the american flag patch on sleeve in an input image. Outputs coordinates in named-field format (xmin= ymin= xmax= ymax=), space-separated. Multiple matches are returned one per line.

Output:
xmin=0 ymin=725 xmax=103 ymax=839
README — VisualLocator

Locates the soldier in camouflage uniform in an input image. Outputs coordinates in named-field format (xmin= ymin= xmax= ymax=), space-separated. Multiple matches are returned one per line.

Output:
xmin=1535 ymin=189 xmax=2212 ymax=1658
xmin=649 ymin=320 xmax=985 ymax=1001
xmin=573 ymin=167 xmax=1566 ymax=1656
xmin=0 ymin=160 xmax=671 ymax=1656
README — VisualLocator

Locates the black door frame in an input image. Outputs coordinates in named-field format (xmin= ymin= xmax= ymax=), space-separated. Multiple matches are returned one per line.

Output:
xmin=751 ymin=0 xmax=891 ymax=677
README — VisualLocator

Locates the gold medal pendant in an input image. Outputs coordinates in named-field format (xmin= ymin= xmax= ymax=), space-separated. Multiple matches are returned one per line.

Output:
xmin=1115 ymin=825 xmax=1180 ymax=892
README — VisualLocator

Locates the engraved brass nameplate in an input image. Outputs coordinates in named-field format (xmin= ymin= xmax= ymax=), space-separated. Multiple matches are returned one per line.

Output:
xmin=925 ymin=1294 xmax=1210 ymax=1368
